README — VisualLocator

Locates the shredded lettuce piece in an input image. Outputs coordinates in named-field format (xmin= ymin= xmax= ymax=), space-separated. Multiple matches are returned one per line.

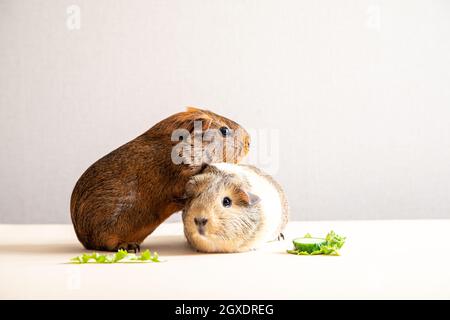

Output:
xmin=70 ymin=249 xmax=161 ymax=264
xmin=287 ymin=231 xmax=346 ymax=256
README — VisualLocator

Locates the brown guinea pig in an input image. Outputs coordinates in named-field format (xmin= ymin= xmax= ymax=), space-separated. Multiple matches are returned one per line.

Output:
xmin=182 ymin=163 xmax=289 ymax=253
xmin=70 ymin=107 xmax=250 ymax=252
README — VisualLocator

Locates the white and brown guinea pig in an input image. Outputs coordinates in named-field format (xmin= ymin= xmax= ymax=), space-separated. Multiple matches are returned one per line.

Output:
xmin=182 ymin=163 xmax=289 ymax=253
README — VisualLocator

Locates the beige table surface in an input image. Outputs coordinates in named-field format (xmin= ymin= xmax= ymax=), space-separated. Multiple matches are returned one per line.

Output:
xmin=0 ymin=220 xmax=449 ymax=299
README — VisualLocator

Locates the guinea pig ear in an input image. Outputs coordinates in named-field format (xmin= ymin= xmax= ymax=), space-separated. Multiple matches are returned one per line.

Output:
xmin=198 ymin=163 xmax=210 ymax=173
xmin=184 ymin=178 xmax=198 ymax=198
xmin=238 ymin=190 xmax=261 ymax=207
xmin=184 ymin=172 xmax=211 ymax=197
xmin=189 ymin=163 xmax=213 ymax=176
xmin=247 ymin=192 xmax=261 ymax=206
xmin=200 ymin=163 xmax=223 ymax=174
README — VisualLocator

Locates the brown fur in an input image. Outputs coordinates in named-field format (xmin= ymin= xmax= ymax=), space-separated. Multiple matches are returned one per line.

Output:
xmin=70 ymin=107 xmax=250 ymax=251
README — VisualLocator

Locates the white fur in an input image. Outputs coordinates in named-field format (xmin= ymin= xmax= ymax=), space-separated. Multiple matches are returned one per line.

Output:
xmin=211 ymin=163 xmax=283 ymax=243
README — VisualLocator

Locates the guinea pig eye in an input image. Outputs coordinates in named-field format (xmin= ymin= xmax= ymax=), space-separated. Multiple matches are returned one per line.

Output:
xmin=219 ymin=126 xmax=230 ymax=137
xmin=222 ymin=197 xmax=232 ymax=208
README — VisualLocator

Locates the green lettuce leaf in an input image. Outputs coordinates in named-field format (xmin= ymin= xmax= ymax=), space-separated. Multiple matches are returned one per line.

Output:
xmin=69 ymin=249 xmax=162 ymax=264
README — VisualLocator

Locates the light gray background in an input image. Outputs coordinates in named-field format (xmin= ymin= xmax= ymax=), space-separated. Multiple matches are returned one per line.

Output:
xmin=1 ymin=0 xmax=450 ymax=223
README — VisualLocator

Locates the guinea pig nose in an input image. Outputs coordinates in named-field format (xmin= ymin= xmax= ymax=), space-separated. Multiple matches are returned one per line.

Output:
xmin=194 ymin=217 xmax=208 ymax=226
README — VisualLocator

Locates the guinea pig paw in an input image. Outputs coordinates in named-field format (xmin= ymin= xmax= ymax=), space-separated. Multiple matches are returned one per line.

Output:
xmin=118 ymin=242 xmax=141 ymax=253
xmin=277 ymin=233 xmax=285 ymax=241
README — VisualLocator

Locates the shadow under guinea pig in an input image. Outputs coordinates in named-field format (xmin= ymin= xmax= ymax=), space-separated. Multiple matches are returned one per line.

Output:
xmin=140 ymin=235 xmax=199 ymax=257
xmin=0 ymin=243 xmax=85 ymax=255
xmin=0 ymin=236 xmax=197 ymax=257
